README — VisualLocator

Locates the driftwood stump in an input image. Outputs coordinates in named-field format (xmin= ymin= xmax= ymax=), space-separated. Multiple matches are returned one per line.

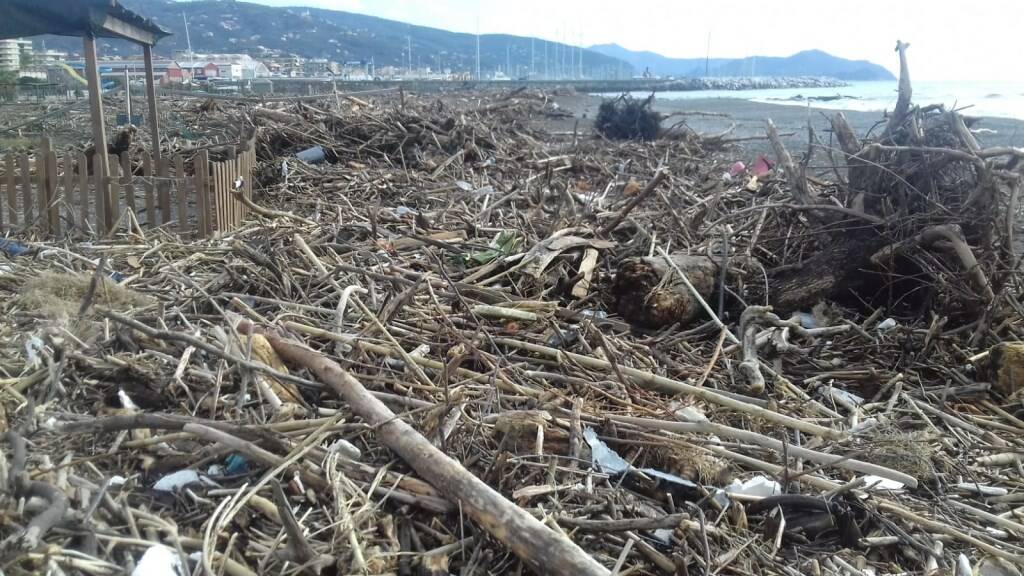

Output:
xmin=613 ymin=255 xmax=718 ymax=328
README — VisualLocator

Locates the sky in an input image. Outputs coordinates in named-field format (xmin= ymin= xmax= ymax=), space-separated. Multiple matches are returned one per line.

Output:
xmin=191 ymin=0 xmax=1022 ymax=81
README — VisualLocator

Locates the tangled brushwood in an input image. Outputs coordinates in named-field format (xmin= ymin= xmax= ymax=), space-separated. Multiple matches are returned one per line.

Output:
xmin=595 ymin=93 xmax=662 ymax=140
xmin=1 ymin=42 xmax=1024 ymax=576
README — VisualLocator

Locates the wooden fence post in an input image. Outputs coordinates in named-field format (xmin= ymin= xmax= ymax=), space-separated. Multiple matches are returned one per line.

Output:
xmin=92 ymin=154 xmax=104 ymax=232
xmin=20 ymin=154 xmax=32 ymax=226
xmin=174 ymin=154 xmax=185 ymax=230
xmin=62 ymin=152 xmax=74 ymax=232
xmin=37 ymin=138 xmax=50 ymax=234
xmin=142 ymin=151 xmax=154 ymax=227
xmin=5 ymin=154 xmax=15 ymax=227
xmin=229 ymin=144 xmax=238 ymax=229
xmin=108 ymin=153 xmax=119 ymax=233
xmin=46 ymin=148 xmax=59 ymax=236
xmin=121 ymin=152 xmax=135 ymax=216
xmin=156 ymin=157 xmax=170 ymax=225
xmin=77 ymin=152 xmax=89 ymax=233
xmin=196 ymin=149 xmax=210 ymax=238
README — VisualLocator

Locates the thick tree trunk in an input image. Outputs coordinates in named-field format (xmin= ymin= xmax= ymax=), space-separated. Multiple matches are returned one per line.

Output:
xmin=767 ymin=234 xmax=888 ymax=312
xmin=247 ymin=326 xmax=611 ymax=576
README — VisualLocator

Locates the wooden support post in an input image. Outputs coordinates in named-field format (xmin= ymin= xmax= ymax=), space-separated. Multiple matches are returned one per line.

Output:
xmin=143 ymin=45 xmax=162 ymax=164
xmin=83 ymin=35 xmax=113 ymax=233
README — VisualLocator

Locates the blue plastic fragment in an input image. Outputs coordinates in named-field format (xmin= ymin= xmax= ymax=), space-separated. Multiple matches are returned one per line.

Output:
xmin=0 ymin=239 xmax=29 ymax=257
xmin=224 ymin=453 xmax=249 ymax=475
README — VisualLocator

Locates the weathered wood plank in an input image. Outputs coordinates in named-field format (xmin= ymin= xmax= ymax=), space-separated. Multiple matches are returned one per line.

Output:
xmin=93 ymin=154 xmax=104 ymax=232
xmin=142 ymin=151 xmax=154 ymax=227
xmin=78 ymin=152 xmax=89 ymax=232
xmin=121 ymin=152 xmax=135 ymax=215
xmin=196 ymin=150 xmax=210 ymax=238
xmin=175 ymin=154 xmax=186 ymax=231
xmin=158 ymin=156 xmax=172 ymax=225
xmin=4 ymin=154 xmax=14 ymax=227
xmin=20 ymin=154 xmax=32 ymax=226
xmin=37 ymin=138 xmax=50 ymax=233
xmin=62 ymin=153 xmax=75 ymax=231
xmin=46 ymin=149 xmax=59 ymax=236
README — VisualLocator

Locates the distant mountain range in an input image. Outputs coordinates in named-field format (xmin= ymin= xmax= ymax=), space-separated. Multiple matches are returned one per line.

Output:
xmin=35 ymin=0 xmax=626 ymax=77
xmin=31 ymin=1 xmax=895 ymax=83
xmin=589 ymin=44 xmax=896 ymax=81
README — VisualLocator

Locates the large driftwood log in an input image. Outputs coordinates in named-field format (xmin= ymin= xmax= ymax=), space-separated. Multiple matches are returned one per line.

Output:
xmin=613 ymin=254 xmax=719 ymax=328
xmin=246 ymin=326 xmax=611 ymax=576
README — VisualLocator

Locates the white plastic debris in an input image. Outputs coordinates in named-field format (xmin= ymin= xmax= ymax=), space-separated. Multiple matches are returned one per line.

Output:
xmin=118 ymin=389 xmax=139 ymax=411
xmin=153 ymin=470 xmax=217 ymax=492
xmin=24 ymin=335 xmax=45 ymax=368
xmin=455 ymin=180 xmax=474 ymax=191
xmin=108 ymin=475 xmax=127 ymax=487
xmin=583 ymin=428 xmax=696 ymax=488
xmin=956 ymin=554 xmax=972 ymax=576
xmin=795 ymin=312 xmax=818 ymax=329
xmin=584 ymin=428 xmax=630 ymax=474
xmin=850 ymin=417 xmax=880 ymax=435
xmin=668 ymin=401 xmax=708 ymax=423
xmin=725 ymin=476 xmax=782 ymax=498
xmin=652 ymin=528 xmax=674 ymax=545
xmin=876 ymin=318 xmax=898 ymax=332
xmin=132 ymin=545 xmax=185 ymax=576
xmin=327 ymin=438 xmax=362 ymax=460
xmin=862 ymin=475 xmax=905 ymax=491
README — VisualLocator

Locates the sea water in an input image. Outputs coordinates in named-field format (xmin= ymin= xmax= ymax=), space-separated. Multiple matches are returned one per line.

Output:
xmin=644 ymin=81 xmax=1024 ymax=120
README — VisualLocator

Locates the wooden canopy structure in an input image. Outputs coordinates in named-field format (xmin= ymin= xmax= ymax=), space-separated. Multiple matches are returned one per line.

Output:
xmin=0 ymin=0 xmax=171 ymax=231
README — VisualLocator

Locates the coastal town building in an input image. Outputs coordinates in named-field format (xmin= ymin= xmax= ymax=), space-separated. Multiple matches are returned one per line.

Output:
xmin=64 ymin=58 xmax=188 ymax=84
xmin=0 ymin=38 xmax=33 ymax=72
xmin=173 ymin=52 xmax=270 ymax=80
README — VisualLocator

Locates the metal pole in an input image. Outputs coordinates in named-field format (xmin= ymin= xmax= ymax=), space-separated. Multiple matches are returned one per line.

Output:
xmin=143 ymin=45 xmax=161 ymax=162
xmin=83 ymin=35 xmax=113 ymax=232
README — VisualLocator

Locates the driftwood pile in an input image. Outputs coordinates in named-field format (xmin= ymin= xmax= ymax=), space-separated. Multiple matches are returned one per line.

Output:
xmin=1 ymin=46 xmax=1024 ymax=576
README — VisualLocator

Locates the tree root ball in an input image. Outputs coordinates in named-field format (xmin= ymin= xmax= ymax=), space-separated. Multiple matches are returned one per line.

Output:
xmin=613 ymin=255 xmax=718 ymax=328
xmin=595 ymin=94 xmax=661 ymax=141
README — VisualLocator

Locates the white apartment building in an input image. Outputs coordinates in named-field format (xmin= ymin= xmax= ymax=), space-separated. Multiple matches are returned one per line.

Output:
xmin=0 ymin=39 xmax=33 ymax=73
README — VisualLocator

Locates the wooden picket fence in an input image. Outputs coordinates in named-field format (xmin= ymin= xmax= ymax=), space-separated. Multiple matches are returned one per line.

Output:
xmin=0 ymin=137 xmax=255 ymax=239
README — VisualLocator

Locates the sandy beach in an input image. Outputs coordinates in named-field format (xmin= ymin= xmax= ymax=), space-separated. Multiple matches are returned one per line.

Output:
xmin=554 ymin=93 xmax=1024 ymax=160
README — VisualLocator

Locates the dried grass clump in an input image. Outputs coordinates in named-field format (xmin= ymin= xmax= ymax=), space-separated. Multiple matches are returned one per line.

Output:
xmin=16 ymin=272 xmax=152 ymax=321
xmin=860 ymin=428 xmax=937 ymax=479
